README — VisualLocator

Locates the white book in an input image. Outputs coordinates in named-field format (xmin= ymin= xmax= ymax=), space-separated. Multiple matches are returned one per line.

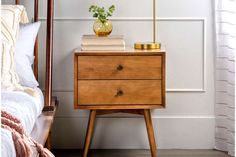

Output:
xmin=82 ymin=35 xmax=125 ymax=46
xmin=81 ymin=45 xmax=125 ymax=51
xmin=83 ymin=35 xmax=124 ymax=39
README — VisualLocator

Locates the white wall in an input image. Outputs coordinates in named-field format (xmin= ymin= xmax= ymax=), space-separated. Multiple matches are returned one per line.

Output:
xmin=3 ymin=0 xmax=215 ymax=149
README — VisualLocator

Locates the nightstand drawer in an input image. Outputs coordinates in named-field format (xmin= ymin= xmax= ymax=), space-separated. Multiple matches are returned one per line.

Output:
xmin=77 ymin=56 xmax=162 ymax=79
xmin=77 ymin=80 xmax=162 ymax=105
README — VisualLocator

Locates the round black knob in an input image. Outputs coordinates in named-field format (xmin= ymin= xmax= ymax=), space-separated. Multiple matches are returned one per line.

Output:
xmin=115 ymin=89 xmax=124 ymax=97
xmin=117 ymin=64 xmax=123 ymax=71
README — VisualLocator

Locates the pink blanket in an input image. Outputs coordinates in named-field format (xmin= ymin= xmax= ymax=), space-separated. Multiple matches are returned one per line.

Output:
xmin=1 ymin=111 xmax=54 ymax=157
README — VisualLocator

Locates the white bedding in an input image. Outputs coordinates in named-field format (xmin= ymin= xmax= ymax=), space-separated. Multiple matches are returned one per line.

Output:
xmin=1 ymin=88 xmax=44 ymax=157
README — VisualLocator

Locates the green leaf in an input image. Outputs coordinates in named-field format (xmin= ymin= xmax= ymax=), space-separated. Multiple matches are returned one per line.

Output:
xmin=89 ymin=4 xmax=115 ymax=20
xmin=107 ymin=12 xmax=112 ymax=16
xmin=93 ymin=13 xmax=98 ymax=17
xmin=109 ymin=5 xmax=115 ymax=13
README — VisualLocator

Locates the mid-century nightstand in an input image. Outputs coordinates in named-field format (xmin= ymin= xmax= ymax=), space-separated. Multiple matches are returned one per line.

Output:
xmin=74 ymin=48 xmax=165 ymax=157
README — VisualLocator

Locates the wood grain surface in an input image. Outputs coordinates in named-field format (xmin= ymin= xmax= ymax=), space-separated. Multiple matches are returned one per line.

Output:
xmin=77 ymin=56 xmax=162 ymax=79
xmin=77 ymin=80 xmax=162 ymax=105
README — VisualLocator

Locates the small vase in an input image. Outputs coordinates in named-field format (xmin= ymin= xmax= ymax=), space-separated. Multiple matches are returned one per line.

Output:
xmin=93 ymin=19 xmax=113 ymax=37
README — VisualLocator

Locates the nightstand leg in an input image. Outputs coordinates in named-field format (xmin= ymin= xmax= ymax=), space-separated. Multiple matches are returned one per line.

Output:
xmin=83 ymin=110 xmax=97 ymax=157
xmin=144 ymin=109 xmax=157 ymax=157
xmin=45 ymin=131 xmax=52 ymax=150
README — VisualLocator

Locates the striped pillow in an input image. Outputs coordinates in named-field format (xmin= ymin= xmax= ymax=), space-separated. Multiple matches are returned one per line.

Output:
xmin=1 ymin=5 xmax=29 ymax=92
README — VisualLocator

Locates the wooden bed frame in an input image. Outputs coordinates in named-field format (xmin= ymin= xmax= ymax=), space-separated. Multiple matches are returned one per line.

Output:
xmin=14 ymin=0 xmax=58 ymax=153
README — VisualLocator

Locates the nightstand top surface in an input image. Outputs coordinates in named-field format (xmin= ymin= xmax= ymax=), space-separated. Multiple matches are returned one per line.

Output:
xmin=74 ymin=47 xmax=165 ymax=56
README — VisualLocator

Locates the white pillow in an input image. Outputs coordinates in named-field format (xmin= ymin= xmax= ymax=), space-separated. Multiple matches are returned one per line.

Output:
xmin=1 ymin=5 xmax=29 ymax=91
xmin=15 ymin=22 xmax=41 ymax=88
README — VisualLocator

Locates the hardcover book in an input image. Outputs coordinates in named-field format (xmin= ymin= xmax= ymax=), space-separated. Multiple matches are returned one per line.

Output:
xmin=81 ymin=35 xmax=125 ymax=46
xmin=81 ymin=45 xmax=125 ymax=51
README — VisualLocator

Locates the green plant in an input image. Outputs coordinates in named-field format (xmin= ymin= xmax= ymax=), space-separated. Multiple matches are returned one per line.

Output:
xmin=89 ymin=5 xmax=115 ymax=23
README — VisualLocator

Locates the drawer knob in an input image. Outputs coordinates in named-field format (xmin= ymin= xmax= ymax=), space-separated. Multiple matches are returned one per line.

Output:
xmin=117 ymin=64 xmax=123 ymax=71
xmin=115 ymin=89 xmax=124 ymax=97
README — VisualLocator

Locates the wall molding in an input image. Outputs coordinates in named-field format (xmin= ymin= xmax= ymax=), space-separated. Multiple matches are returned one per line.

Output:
xmin=54 ymin=115 xmax=215 ymax=119
xmin=49 ymin=88 xmax=205 ymax=93
xmin=39 ymin=17 xmax=205 ymax=21
xmin=40 ymin=17 xmax=207 ymax=92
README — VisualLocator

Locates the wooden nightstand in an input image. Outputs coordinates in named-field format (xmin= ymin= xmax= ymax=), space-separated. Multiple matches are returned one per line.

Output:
xmin=74 ymin=48 xmax=166 ymax=157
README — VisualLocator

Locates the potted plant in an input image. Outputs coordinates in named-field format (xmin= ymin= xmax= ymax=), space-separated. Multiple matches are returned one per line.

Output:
xmin=89 ymin=4 xmax=115 ymax=36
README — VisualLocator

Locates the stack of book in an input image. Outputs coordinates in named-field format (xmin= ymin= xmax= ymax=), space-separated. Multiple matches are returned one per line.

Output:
xmin=81 ymin=35 xmax=125 ymax=51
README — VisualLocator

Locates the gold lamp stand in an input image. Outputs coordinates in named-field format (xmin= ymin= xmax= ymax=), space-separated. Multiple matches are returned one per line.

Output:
xmin=134 ymin=0 xmax=161 ymax=50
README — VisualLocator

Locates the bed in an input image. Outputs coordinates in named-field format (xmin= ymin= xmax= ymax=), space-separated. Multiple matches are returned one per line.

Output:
xmin=1 ymin=0 xmax=57 ymax=156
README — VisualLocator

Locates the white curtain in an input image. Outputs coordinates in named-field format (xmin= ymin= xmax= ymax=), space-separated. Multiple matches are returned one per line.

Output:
xmin=214 ymin=0 xmax=235 ymax=156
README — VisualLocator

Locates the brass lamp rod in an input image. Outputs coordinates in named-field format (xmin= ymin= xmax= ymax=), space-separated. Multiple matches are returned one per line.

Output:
xmin=134 ymin=0 xmax=161 ymax=50
xmin=153 ymin=0 xmax=156 ymax=43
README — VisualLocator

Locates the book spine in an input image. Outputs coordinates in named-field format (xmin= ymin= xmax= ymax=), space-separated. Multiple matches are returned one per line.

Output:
xmin=82 ymin=35 xmax=124 ymax=39
xmin=81 ymin=45 xmax=125 ymax=51
xmin=82 ymin=39 xmax=125 ymax=46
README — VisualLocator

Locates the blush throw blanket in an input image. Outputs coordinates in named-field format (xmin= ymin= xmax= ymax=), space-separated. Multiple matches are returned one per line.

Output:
xmin=1 ymin=111 xmax=54 ymax=157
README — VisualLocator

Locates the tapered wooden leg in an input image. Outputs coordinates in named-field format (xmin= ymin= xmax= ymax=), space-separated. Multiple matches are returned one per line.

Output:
xmin=45 ymin=131 xmax=52 ymax=150
xmin=83 ymin=110 xmax=97 ymax=157
xmin=144 ymin=109 xmax=157 ymax=157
